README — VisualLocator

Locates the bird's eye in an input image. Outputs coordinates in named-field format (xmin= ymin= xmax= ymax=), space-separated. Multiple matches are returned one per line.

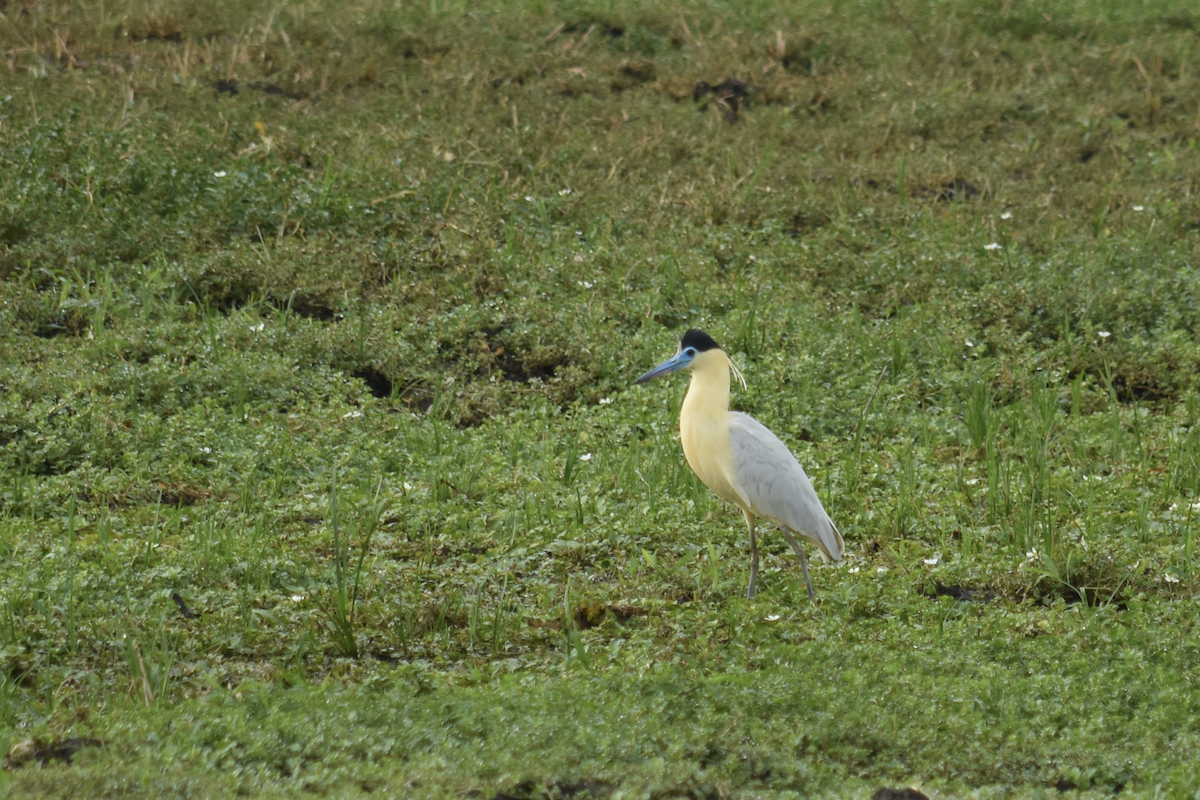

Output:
xmin=684 ymin=348 xmax=696 ymax=357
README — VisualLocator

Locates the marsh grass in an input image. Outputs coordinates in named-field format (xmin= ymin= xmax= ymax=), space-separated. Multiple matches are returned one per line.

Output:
xmin=3 ymin=0 xmax=1200 ymax=796
xmin=325 ymin=466 xmax=385 ymax=659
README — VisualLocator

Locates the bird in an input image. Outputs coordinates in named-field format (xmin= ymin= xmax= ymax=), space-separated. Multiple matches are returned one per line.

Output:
xmin=634 ymin=329 xmax=844 ymax=600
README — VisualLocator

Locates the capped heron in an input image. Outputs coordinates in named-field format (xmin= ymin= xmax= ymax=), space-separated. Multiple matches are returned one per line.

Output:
xmin=634 ymin=330 xmax=844 ymax=600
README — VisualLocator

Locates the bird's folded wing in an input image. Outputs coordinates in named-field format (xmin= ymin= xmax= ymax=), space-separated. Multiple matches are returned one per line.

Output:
xmin=727 ymin=413 xmax=844 ymax=561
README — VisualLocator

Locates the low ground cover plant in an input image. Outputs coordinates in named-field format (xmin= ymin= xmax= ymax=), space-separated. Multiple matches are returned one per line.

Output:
xmin=3 ymin=0 xmax=1200 ymax=796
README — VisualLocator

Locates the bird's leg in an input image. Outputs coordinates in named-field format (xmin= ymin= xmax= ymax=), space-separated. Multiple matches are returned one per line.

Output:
xmin=779 ymin=528 xmax=816 ymax=600
xmin=744 ymin=511 xmax=758 ymax=599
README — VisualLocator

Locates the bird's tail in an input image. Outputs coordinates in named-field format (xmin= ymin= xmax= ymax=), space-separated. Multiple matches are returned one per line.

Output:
xmin=812 ymin=516 xmax=845 ymax=564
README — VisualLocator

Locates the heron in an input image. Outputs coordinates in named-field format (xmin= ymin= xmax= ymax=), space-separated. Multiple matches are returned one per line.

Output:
xmin=634 ymin=329 xmax=844 ymax=600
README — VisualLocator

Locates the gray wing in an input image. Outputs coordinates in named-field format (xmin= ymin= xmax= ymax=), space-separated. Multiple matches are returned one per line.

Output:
xmin=728 ymin=412 xmax=844 ymax=562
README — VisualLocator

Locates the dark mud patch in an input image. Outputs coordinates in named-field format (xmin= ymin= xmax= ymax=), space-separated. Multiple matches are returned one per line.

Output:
xmin=613 ymin=59 xmax=656 ymax=90
xmin=172 ymin=592 xmax=200 ymax=620
xmin=561 ymin=21 xmax=625 ymax=39
xmin=930 ymin=583 xmax=995 ymax=603
xmin=694 ymin=79 xmax=751 ymax=122
xmin=273 ymin=293 xmax=338 ymax=321
xmin=353 ymin=366 xmax=393 ymax=399
xmin=494 ymin=350 xmax=567 ymax=383
xmin=399 ymin=386 xmax=435 ymax=413
xmin=5 ymin=737 xmax=104 ymax=769
xmin=1037 ymin=583 xmax=1127 ymax=609
xmin=787 ymin=210 xmax=831 ymax=237
xmin=1109 ymin=369 xmax=1177 ymax=404
xmin=938 ymin=178 xmax=980 ymax=201
xmin=473 ymin=329 xmax=571 ymax=385
xmin=528 ymin=604 xmax=649 ymax=632
xmin=153 ymin=482 xmax=209 ymax=507
xmin=873 ymin=789 xmax=929 ymax=800
xmin=914 ymin=178 xmax=980 ymax=202
xmin=136 ymin=29 xmax=183 ymax=43
xmin=575 ymin=602 xmax=649 ymax=629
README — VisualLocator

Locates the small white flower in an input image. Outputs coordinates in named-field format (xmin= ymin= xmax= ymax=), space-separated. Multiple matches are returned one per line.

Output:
xmin=577 ymin=280 xmax=594 ymax=289
xmin=1026 ymin=548 xmax=1039 ymax=561
xmin=1000 ymin=211 xmax=1013 ymax=220
xmin=1133 ymin=205 xmax=1145 ymax=212
xmin=213 ymin=170 xmax=227 ymax=178
xmin=765 ymin=614 xmax=781 ymax=621
xmin=342 ymin=410 xmax=362 ymax=419
xmin=199 ymin=446 xmax=212 ymax=454
xmin=599 ymin=397 xmax=613 ymax=405
xmin=848 ymin=566 xmax=860 ymax=574
xmin=524 ymin=195 xmax=535 ymax=202
xmin=984 ymin=242 xmax=1002 ymax=251
xmin=966 ymin=478 xmax=979 ymax=486
xmin=290 ymin=594 xmax=305 ymax=602
xmin=249 ymin=322 xmax=265 ymax=332
xmin=877 ymin=567 xmax=888 ymax=574
xmin=1170 ymin=503 xmax=1179 ymax=511
xmin=1165 ymin=573 xmax=1181 ymax=584
xmin=578 ymin=453 xmax=592 ymax=462
xmin=924 ymin=557 xmax=939 ymax=566
xmin=965 ymin=339 xmax=975 ymax=348
xmin=1097 ymin=330 xmax=1111 ymax=338
xmin=403 ymin=482 xmax=414 ymax=492
xmin=558 ymin=188 xmax=572 ymax=196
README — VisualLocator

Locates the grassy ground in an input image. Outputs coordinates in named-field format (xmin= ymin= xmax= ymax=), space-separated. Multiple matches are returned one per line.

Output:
xmin=3 ymin=0 xmax=1200 ymax=796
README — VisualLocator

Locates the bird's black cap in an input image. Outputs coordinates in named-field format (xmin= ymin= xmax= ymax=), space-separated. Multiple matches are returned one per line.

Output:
xmin=680 ymin=329 xmax=721 ymax=352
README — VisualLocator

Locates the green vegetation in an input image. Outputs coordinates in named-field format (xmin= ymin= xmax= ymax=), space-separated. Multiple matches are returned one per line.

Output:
xmin=3 ymin=0 xmax=1200 ymax=796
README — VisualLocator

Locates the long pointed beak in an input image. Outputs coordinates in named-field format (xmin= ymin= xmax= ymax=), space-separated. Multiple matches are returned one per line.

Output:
xmin=633 ymin=352 xmax=690 ymax=384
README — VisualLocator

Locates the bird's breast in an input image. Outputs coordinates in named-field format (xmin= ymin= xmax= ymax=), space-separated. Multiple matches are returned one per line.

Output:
xmin=679 ymin=414 xmax=743 ymax=508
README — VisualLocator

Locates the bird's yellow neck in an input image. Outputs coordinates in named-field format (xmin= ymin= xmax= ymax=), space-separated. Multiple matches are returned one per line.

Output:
xmin=680 ymin=349 xmax=732 ymax=426
xmin=678 ymin=349 xmax=743 ymax=508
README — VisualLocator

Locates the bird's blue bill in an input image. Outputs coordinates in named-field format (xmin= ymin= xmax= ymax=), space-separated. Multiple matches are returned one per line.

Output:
xmin=633 ymin=350 xmax=694 ymax=384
